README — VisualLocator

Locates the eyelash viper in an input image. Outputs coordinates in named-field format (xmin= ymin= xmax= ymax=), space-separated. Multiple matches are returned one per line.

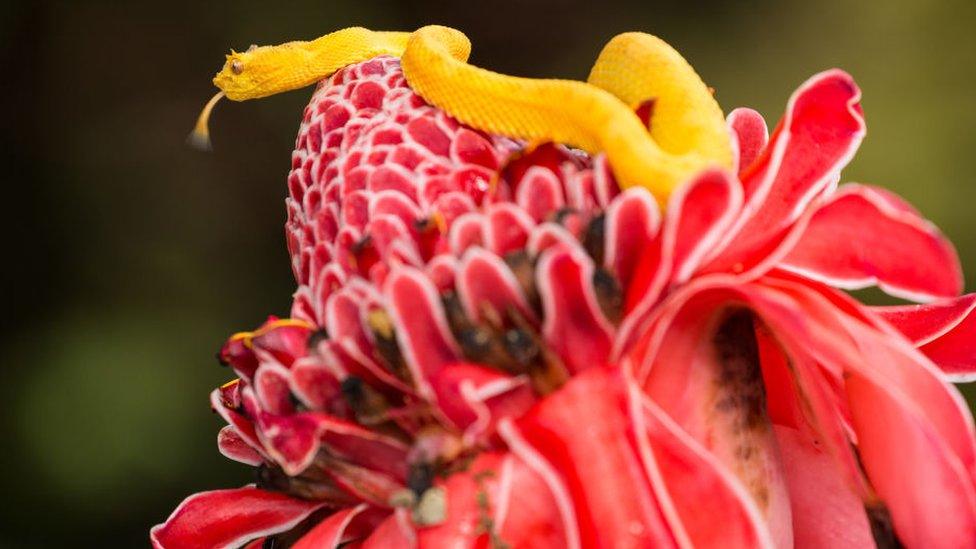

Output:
xmin=192 ymin=25 xmax=732 ymax=202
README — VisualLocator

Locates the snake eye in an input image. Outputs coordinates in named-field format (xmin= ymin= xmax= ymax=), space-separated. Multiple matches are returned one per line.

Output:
xmin=230 ymin=60 xmax=244 ymax=75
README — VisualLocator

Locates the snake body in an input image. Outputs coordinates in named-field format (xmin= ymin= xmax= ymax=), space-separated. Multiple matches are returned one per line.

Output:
xmin=196 ymin=25 xmax=732 ymax=201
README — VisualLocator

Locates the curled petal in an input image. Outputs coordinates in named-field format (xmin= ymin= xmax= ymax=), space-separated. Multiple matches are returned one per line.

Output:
xmin=210 ymin=387 xmax=266 ymax=460
xmin=486 ymin=202 xmax=536 ymax=256
xmin=151 ymin=487 xmax=325 ymax=549
xmin=217 ymin=426 xmax=263 ymax=466
xmin=665 ymin=169 xmax=743 ymax=285
xmin=782 ymin=184 xmax=962 ymax=301
xmin=728 ymin=107 xmax=768 ymax=176
xmin=290 ymin=356 xmax=346 ymax=414
xmin=515 ymin=166 xmax=566 ymax=222
xmin=254 ymin=407 xmax=409 ymax=479
xmin=250 ymin=319 xmax=314 ymax=368
xmin=254 ymin=362 xmax=295 ymax=416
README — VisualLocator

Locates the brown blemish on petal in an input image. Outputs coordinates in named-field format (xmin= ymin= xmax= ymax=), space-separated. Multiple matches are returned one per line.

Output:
xmin=709 ymin=309 xmax=775 ymax=510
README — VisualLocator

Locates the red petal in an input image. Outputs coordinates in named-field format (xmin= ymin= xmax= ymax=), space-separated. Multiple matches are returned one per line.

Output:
xmin=783 ymin=184 xmax=962 ymax=300
xmin=874 ymin=294 xmax=976 ymax=380
xmin=290 ymin=356 xmax=346 ymax=413
xmin=428 ymin=363 xmax=535 ymax=440
xmin=217 ymin=426 xmax=263 ymax=466
xmin=495 ymin=453 xmax=573 ymax=548
xmin=253 ymin=404 xmax=408 ymax=480
xmin=665 ymin=169 xmax=743 ymax=285
xmin=505 ymin=368 xmax=680 ymax=548
xmin=210 ymin=387 xmax=266 ymax=460
xmin=705 ymin=70 xmax=865 ymax=275
xmin=846 ymin=369 xmax=976 ymax=548
xmin=414 ymin=452 xmax=504 ymax=546
xmin=151 ymin=487 xmax=325 ymax=549
xmin=292 ymin=505 xmax=368 ymax=549
xmin=639 ymin=393 xmax=774 ymax=549
xmin=361 ymin=510 xmax=417 ymax=548
xmin=620 ymin=169 xmax=742 ymax=354
xmin=632 ymin=292 xmax=793 ymax=544
xmin=485 ymin=202 xmax=536 ymax=256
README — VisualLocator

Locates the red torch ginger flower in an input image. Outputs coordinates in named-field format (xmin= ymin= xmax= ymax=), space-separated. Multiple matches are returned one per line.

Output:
xmin=156 ymin=27 xmax=976 ymax=548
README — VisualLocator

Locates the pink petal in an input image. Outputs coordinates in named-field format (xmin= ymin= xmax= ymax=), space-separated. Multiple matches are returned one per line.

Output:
xmin=774 ymin=426 xmax=874 ymax=549
xmin=457 ymin=247 xmax=537 ymax=325
xmin=727 ymin=107 xmax=769 ymax=177
xmin=485 ymin=202 xmax=536 ymax=256
xmin=782 ymin=184 xmax=962 ymax=301
xmin=151 ymin=487 xmax=325 ymax=549
xmin=604 ymin=187 xmax=661 ymax=289
xmin=384 ymin=267 xmax=462 ymax=397
xmin=537 ymin=246 xmax=614 ymax=374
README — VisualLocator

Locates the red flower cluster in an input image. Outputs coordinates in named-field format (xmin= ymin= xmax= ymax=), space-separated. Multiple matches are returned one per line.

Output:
xmin=154 ymin=56 xmax=976 ymax=548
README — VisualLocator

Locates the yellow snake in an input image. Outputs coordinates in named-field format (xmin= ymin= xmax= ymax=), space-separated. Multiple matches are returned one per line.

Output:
xmin=192 ymin=25 xmax=732 ymax=201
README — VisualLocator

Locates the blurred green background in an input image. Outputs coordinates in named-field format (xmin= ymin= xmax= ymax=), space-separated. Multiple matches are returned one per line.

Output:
xmin=2 ymin=0 xmax=975 ymax=546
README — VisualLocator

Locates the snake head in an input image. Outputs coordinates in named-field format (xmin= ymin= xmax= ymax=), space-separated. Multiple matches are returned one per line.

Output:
xmin=213 ymin=42 xmax=314 ymax=101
